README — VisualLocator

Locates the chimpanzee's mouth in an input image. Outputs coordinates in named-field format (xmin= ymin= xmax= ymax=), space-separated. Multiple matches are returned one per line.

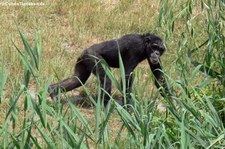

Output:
xmin=150 ymin=58 xmax=159 ymax=64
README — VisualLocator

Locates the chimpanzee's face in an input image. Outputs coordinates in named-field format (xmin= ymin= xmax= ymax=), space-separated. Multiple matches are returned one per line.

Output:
xmin=149 ymin=41 xmax=165 ymax=64
xmin=145 ymin=34 xmax=165 ymax=65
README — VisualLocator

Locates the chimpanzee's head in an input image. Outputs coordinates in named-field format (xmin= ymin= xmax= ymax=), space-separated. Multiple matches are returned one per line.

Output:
xmin=144 ymin=34 xmax=166 ymax=65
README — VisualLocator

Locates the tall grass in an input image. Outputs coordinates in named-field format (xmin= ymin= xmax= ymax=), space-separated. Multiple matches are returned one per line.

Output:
xmin=159 ymin=0 xmax=225 ymax=126
xmin=0 ymin=0 xmax=225 ymax=148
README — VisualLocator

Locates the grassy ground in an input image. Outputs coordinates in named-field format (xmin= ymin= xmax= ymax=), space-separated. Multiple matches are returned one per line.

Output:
xmin=0 ymin=0 xmax=224 ymax=148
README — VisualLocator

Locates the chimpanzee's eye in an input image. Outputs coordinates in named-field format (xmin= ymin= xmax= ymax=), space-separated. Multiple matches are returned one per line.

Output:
xmin=158 ymin=48 xmax=162 ymax=52
xmin=151 ymin=45 xmax=159 ymax=50
xmin=152 ymin=46 xmax=158 ymax=49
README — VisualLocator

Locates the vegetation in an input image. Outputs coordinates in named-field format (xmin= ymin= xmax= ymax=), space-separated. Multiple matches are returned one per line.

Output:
xmin=0 ymin=0 xmax=224 ymax=148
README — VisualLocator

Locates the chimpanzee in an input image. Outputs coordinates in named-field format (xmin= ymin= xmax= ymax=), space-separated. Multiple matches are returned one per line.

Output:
xmin=48 ymin=33 xmax=170 ymax=106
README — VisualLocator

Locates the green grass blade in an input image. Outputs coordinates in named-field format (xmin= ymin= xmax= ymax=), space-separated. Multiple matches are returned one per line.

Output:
xmin=35 ymin=124 xmax=55 ymax=148
xmin=115 ymin=102 xmax=141 ymax=138
xmin=5 ymin=84 xmax=25 ymax=119
xmin=180 ymin=110 xmax=188 ymax=149
xmin=18 ymin=29 xmax=39 ymax=70
xmin=30 ymin=95 xmax=46 ymax=128
xmin=68 ymin=101 xmax=93 ymax=135
xmin=13 ymin=42 xmax=37 ymax=80
xmin=116 ymin=40 xmax=126 ymax=96
xmin=0 ymin=50 xmax=10 ymax=103
xmin=24 ymin=119 xmax=34 ymax=149
xmin=101 ymin=61 xmax=121 ymax=91
xmin=98 ymin=100 xmax=115 ymax=143
xmin=34 ymin=31 xmax=42 ymax=70
xmin=61 ymin=121 xmax=88 ymax=149
xmin=206 ymin=134 xmax=225 ymax=149
xmin=11 ymin=134 xmax=20 ymax=148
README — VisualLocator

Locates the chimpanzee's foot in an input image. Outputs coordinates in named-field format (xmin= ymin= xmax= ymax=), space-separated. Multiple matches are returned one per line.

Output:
xmin=48 ymin=85 xmax=58 ymax=99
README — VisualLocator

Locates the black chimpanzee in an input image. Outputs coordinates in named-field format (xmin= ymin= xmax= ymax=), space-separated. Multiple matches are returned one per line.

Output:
xmin=48 ymin=33 xmax=170 ymax=105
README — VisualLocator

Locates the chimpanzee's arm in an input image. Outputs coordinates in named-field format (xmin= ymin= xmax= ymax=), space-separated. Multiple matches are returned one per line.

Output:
xmin=148 ymin=61 xmax=170 ymax=97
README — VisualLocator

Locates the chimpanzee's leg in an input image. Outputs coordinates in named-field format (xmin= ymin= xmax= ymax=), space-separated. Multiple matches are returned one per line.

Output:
xmin=120 ymin=73 xmax=134 ymax=105
xmin=121 ymin=63 xmax=136 ymax=105
xmin=92 ymin=60 xmax=112 ymax=106
xmin=48 ymin=57 xmax=93 ymax=99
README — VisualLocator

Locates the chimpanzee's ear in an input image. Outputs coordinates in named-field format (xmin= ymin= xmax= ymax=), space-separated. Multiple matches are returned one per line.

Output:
xmin=145 ymin=36 xmax=151 ymax=43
